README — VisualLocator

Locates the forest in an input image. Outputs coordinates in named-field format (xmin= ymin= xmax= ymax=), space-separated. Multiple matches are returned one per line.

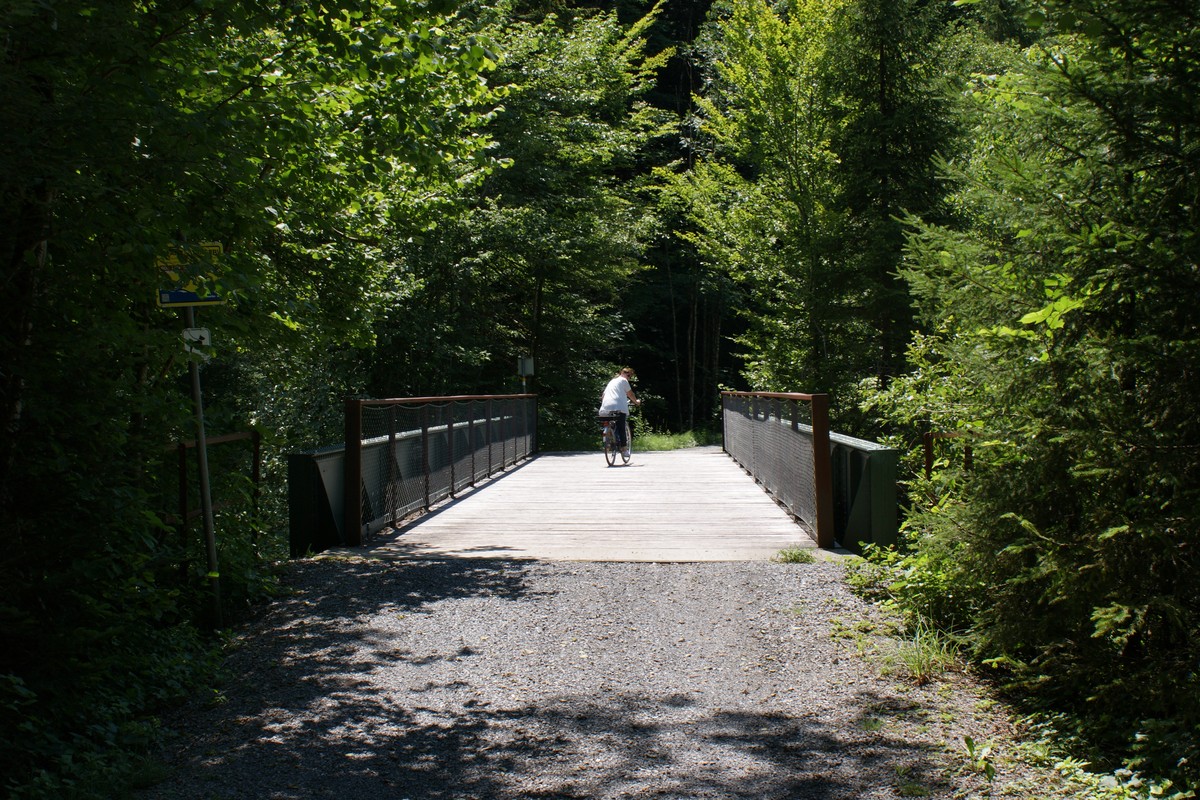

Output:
xmin=1 ymin=0 xmax=1196 ymax=796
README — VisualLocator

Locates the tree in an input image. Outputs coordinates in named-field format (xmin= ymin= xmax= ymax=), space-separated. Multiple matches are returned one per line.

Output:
xmin=827 ymin=0 xmax=957 ymax=390
xmin=871 ymin=0 xmax=1200 ymax=784
xmin=665 ymin=0 xmax=848 ymax=397
xmin=364 ymin=1 xmax=677 ymax=443
xmin=664 ymin=0 xmax=960 ymax=433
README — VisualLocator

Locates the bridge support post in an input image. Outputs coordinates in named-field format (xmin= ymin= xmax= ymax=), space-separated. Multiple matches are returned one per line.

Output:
xmin=469 ymin=414 xmax=476 ymax=487
xmin=810 ymin=393 xmax=834 ymax=548
xmin=344 ymin=397 xmax=363 ymax=546
xmin=448 ymin=404 xmax=456 ymax=499
xmin=386 ymin=407 xmax=397 ymax=524
xmin=421 ymin=404 xmax=431 ymax=510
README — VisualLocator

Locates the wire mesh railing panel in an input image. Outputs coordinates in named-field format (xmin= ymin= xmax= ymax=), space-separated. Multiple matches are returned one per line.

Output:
xmin=450 ymin=403 xmax=475 ymax=495
xmin=345 ymin=395 xmax=537 ymax=545
xmin=755 ymin=402 xmax=818 ymax=529
xmin=503 ymin=398 xmax=525 ymax=468
xmin=750 ymin=399 xmax=765 ymax=477
xmin=518 ymin=402 xmax=532 ymax=460
xmin=359 ymin=405 xmax=427 ymax=532
xmin=489 ymin=409 xmax=507 ymax=473
xmin=722 ymin=392 xmax=832 ymax=547
xmin=436 ymin=414 xmax=453 ymax=495
xmin=470 ymin=417 xmax=492 ymax=483
xmin=724 ymin=395 xmax=757 ymax=474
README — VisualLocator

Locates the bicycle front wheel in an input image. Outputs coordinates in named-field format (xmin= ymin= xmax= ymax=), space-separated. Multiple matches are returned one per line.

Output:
xmin=620 ymin=420 xmax=632 ymax=464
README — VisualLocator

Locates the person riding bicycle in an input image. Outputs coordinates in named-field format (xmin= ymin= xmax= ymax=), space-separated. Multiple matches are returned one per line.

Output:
xmin=598 ymin=366 xmax=640 ymax=457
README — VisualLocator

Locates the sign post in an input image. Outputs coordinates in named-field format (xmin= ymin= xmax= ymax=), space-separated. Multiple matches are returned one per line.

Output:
xmin=159 ymin=243 xmax=224 ymax=627
xmin=183 ymin=306 xmax=222 ymax=627
xmin=518 ymin=356 xmax=534 ymax=392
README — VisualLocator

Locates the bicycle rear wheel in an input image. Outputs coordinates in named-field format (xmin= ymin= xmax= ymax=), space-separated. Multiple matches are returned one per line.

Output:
xmin=603 ymin=427 xmax=617 ymax=466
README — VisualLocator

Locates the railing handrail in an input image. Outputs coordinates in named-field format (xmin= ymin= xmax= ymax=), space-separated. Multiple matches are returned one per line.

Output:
xmin=721 ymin=390 xmax=822 ymax=402
xmin=353 ymin=393 xmax=535 ymax=407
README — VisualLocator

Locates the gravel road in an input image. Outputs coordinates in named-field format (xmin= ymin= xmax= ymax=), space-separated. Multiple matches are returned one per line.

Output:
xmin=140 ymin=557 xmax=1043 ymax=799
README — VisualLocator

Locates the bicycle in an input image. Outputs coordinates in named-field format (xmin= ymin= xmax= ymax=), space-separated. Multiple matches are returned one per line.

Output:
xmin=597 ymin=412 xmax=632 ymax=466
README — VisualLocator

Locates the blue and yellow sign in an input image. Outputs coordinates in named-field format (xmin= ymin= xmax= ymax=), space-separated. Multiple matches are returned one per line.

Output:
xmin=157 ymin=242 xmax=225 ymax=307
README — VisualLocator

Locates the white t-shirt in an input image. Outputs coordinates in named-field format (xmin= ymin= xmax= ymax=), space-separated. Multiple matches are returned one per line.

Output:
xmin=599 ymin=376 xmax=632 ymax=414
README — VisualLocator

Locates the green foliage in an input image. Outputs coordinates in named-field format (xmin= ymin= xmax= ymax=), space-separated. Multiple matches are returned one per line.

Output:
xmin=1013 ymin=716 xmax=1196 ymax=800
xmin=674 ymin=0 xmax=848 ymax=397
xmin=667 ymin=0 xmax=961 ymax=433
xmin=826 ymin=0 xmax=961 ymax=388
xmin=6 ymin=0 xmax=1198 ymax=795
xmin=627 ymin=192 xmax=741 ymax=433
xmin=862 ymin=0 xmax=1200 ymax=788
xmin=365 ymin=1 xmax=676 ymax=444
xmin=963 ymin=736 xmax=997 ymax=784
xmin=1 ymin=0 xmax=501 ymax=793
xmin=636 ymin=428 xmax=721 ymax=451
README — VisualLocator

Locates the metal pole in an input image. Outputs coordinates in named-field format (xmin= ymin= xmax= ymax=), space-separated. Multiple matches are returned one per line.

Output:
xmin=344 ymin=397 xmax=363 ymax=546
xmin=447 ymin=404 xmax=456 ymax=498
xmin=184 ymin=306 xmax=222 ymax=628
xmin=251 ymin=429 xmax=261 ymax=540
xmin=421 ymin=404 xmax=431 ymax=510
xmin=177 ymin=442 xmax=189 ymax=582
xmin=386 ymin=406 xmax=397 ymax=524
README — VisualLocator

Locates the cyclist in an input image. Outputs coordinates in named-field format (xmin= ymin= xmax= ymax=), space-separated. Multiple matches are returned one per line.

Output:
xmin=598 ymin=366 xmax=640 ymax=458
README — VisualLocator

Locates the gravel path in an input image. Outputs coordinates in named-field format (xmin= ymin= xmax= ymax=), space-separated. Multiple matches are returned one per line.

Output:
xmin=141 ymin=558 xmax=1051 ymax=799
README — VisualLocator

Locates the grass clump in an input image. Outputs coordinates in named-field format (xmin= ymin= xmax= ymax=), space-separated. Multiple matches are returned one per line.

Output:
xmin=892 ymin=618 xmax=959 ymax=685
xmin=539 ymin=419 xmax=721 ymax=452
xmin=773 ymin=546 xmax=816 ymax=564
xmin=635 ymin=427 xmax=721 ymax=451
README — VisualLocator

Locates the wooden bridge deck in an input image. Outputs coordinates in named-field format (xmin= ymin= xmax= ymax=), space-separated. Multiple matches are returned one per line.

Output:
xmin=336 ymin=446 xmax=821 ymax=562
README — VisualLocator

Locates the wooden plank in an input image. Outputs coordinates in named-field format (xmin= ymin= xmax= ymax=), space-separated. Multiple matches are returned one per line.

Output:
xmin=335 ymin=446 xmax=820 ymax=562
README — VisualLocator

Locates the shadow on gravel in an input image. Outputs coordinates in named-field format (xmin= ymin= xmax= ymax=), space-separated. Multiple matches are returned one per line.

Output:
xmin=281 ymin=556 xmax=542 ymax=615
xmin=144 ymin=558 xmax=950 ymax=800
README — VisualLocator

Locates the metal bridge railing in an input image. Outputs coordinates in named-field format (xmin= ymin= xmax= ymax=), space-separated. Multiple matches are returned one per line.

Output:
xmin=343 ymin=394 xmax=537 ymax=546
xmin=721 ymin=391 xmax=834 ymax=548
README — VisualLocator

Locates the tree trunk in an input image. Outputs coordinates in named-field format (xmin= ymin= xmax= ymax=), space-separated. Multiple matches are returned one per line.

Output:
xmin=1 ymin=185 xmax=53 ymax=500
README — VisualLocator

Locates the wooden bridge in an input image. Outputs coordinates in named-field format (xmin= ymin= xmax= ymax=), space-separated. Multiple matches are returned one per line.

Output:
xmin=328 ymin=446 xmax=821 ymax=562
xmin=290 ymin=392 xmax=894 ymax=561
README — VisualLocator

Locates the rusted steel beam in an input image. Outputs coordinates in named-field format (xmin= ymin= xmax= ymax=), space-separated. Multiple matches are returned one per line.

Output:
xmin=809 ymin=393 xmax=834 ymax=549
